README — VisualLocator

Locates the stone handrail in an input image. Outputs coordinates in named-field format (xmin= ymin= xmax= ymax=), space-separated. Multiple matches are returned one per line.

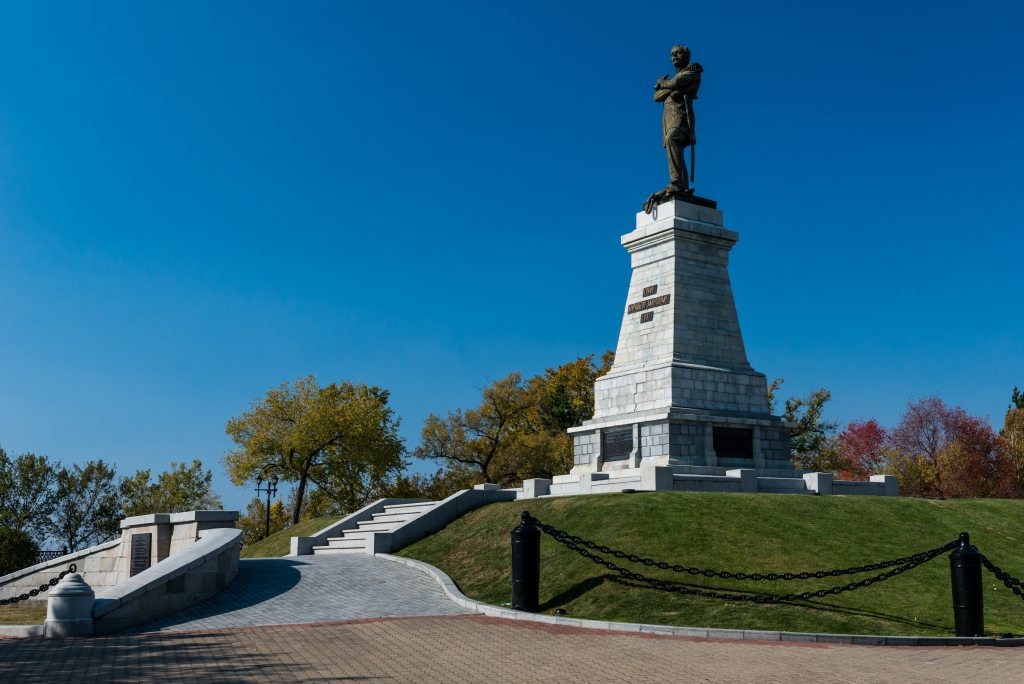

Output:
xmin=365 ymin=486 xmax=518 ymax=554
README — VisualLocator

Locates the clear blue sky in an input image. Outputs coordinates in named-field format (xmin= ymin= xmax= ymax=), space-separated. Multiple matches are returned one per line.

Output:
xmin=2 ymin=1 xmax=1021 ymax=512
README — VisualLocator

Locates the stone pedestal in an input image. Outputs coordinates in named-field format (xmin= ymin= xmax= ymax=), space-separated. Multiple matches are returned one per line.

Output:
xmin=570 ymin=199 xmax=792 ymax=473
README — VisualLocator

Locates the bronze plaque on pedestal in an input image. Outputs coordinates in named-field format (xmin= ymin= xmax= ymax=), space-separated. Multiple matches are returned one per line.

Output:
xmin=130 ymin=533 xmax=152 ymax=577
xmin=603 ymin=427 xmax=633 ymax=462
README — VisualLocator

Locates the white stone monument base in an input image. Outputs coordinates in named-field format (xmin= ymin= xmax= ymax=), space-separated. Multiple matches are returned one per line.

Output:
xmin=518 ymin=464 xmax=898 ymax=499
xmin=569 ymin=411 xmax=792 ymax=474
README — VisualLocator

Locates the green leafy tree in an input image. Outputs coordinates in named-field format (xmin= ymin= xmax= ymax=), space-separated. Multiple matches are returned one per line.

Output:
xmin=0 ymin=448 xmax=57 ymax=542
xmin=225 ymin=376 xmax=405 ymax=524
xmin=285 ymin=487 xmax=345 ymax=520
xmin=1011 ymin=386 xmax=1024 ymax=412
xmin=381 ymin=466 xmax=481 ymax=501
xmin=533 ymin=353 xmax=614 ymax=432
xmin=120 ymin=459 xmax=222 ymax=517
xmin=236 ymin=497 xmax=288 ymax=546
xmin=776 ymin=381 xmax=840 ymax=471
xmin=767 ymin=377 xmax=784 ymax=414
xmin=48 ymin=460 xmax=121 ymax=552
xmin=0 ymin=526 xmax=40 ymax=576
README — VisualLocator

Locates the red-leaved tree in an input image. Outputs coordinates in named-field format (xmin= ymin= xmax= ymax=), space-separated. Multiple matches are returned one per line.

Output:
xmin=837 ymin=419 xmax=888 ymax=481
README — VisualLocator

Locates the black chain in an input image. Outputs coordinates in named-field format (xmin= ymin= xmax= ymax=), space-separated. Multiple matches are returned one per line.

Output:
xmin=534 ymin=519 xmax=958 ymax=582
xmin=0 ymin=563 xmax=78 ymax=606
xmin=558 ymin=536 xmax=953 ymax=603
xmin=981 ymin=555 xmax=1024 ymax=602
xmin=531 ymin=518 xmax=958 ymax=604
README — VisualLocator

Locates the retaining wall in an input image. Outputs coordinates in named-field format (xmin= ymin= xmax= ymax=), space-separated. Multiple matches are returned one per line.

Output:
xmin=92 ymin=527 xmax=242 ymax=635
xmin=1 ymin=510 xmax=239 ymax=605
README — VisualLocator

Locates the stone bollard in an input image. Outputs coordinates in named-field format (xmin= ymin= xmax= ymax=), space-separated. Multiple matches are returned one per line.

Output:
xmin=45 ymin=573 xmax=95 ymax=638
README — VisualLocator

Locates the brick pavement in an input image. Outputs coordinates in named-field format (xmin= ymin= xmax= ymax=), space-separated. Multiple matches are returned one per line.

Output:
xmin=128 ymin=554 xmax=470 ymax=632
xmin=2 ymin=614 xmax=1022 ymax=683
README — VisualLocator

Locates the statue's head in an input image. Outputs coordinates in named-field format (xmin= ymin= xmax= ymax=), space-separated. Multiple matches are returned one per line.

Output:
xmin=670 ymin=45 xmax=691 ymax=69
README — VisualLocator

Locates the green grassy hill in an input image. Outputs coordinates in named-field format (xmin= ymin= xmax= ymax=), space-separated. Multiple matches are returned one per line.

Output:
xmin=397 ymin=492 xmax=1024 ymax=636
xmin=240 ymin=515 xmax=342 ymax=558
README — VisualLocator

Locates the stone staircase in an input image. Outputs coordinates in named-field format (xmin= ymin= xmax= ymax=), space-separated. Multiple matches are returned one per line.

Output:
xmin=311 ymin=501 xmax=440 ymax=555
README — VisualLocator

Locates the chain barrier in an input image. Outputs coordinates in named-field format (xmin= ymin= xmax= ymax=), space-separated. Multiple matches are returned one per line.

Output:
xmin=0 ymin=563 xmax=77 ymax=606
xmin=533 ymin=517 xmax=959 ymax=604
xmin=981 ymin=555 xmax=1024 ymax=602
xmin=533 ymin=518 xmax=958 ymax=582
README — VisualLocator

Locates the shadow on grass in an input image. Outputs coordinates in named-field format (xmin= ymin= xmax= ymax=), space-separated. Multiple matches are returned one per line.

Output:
xmin=607 ymin=576 xmax=947 ymax=633
xmin=539 ymin=575 xmax=609 ymax=612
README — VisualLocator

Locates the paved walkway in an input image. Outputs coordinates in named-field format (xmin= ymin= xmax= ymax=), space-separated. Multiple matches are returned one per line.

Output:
xmin=3 ymin=615 xmax=1023 ymax=683
xmin=2 ymin=554 xmax=1022 ymax=681
xmin=130 ymin=554 xmax=470 ymax=632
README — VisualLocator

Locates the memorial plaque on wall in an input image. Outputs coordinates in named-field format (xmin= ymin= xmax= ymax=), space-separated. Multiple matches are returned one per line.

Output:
xmin=713 ymin=427 xmax=754 ymax=459
xmin=602 ymin=427 xmax=633 ymax=462
xmin=130 ymin=532 xmax=152 ymax=577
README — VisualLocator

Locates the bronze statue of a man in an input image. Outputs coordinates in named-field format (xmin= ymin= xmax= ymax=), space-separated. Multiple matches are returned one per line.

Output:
xmin=655 ymin=44 xmax=702 ymax=195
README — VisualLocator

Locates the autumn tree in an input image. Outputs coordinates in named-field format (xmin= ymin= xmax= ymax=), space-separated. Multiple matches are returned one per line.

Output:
xmin=414 ymin=354 xmax=614 ymax=487
xmin=993 ymin=389 xmax=1024 ymax=498
xmin=47 ymin=460 xmax=121 ymax=552
xmin=886 ymin=396 xmax=1002 ymax=499
xmin=120 ymin=459 xmax=222 ymax=517
xmin=889 ymin=396 xmax=962 ymax=498
xmin=225 ymin=376 xmax=405 ymax=524
xmin=837 ymin=419 xmax=889 ymax=480
xmin=381 ymin=466 xmax=480 ymax=501
xmin=415 ymin=372 xmax=535 ymax=485
xmin=0 ymin=448 xmax=57 ymax=542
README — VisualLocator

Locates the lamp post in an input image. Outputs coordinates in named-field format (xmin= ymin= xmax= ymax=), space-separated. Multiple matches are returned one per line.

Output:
xmin=254 ymin=473 xmax=279 ymax=540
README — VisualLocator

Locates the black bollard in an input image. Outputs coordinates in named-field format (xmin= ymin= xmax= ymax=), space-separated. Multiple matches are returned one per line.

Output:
xmin=949 ymin=532 xmax=984 ymax=637
xmin=511 ymin=511 xmax=541 ymax=612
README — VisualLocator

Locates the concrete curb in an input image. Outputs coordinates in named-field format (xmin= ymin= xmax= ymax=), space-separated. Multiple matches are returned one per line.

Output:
xmin=0 ymin=625 xmax=43 ymax=638
xmin=378 ymin=553 xmax=1024 ymax=648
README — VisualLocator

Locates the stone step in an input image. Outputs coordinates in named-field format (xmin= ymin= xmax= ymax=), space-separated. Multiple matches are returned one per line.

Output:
xmin=370 ymin=510 xmax=424 ymax=523
xmin=330 ymin=529 xmax=372 ymax=540
xmin=381 ymin=502 xmax=435 ymax=512
xmin=311 ymin=545 xmax=365 ymax=555
xmin=355 ymin=520 xmax=398 ymax=531
xmin=313 ymin=500 xmax=445 ymax=556
xmin=324 ymin=537 xmax=366 ymax=549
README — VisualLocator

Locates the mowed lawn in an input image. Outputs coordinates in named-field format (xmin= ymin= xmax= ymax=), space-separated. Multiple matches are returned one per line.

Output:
xmin=398 ymin=492 xmax=1024 ymax=636
xmin=0 ymin=604 xmax=46 ymax=625
xmin=240 ymin=515 xmax=342 ymax=558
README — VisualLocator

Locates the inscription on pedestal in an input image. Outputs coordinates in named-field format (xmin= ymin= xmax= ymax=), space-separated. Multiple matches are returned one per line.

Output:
xmin=643 ymin=285 xmax=658 ymax=297
xmin=627 ymin=294 xmax=670 ymax=314
xmin=640 ymin=312 xmax=654 ymax=323
xmin=602 ymin=427 xmax=633 ymax=462
xmin=130 ymin=533 xmax=152 ymax=577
